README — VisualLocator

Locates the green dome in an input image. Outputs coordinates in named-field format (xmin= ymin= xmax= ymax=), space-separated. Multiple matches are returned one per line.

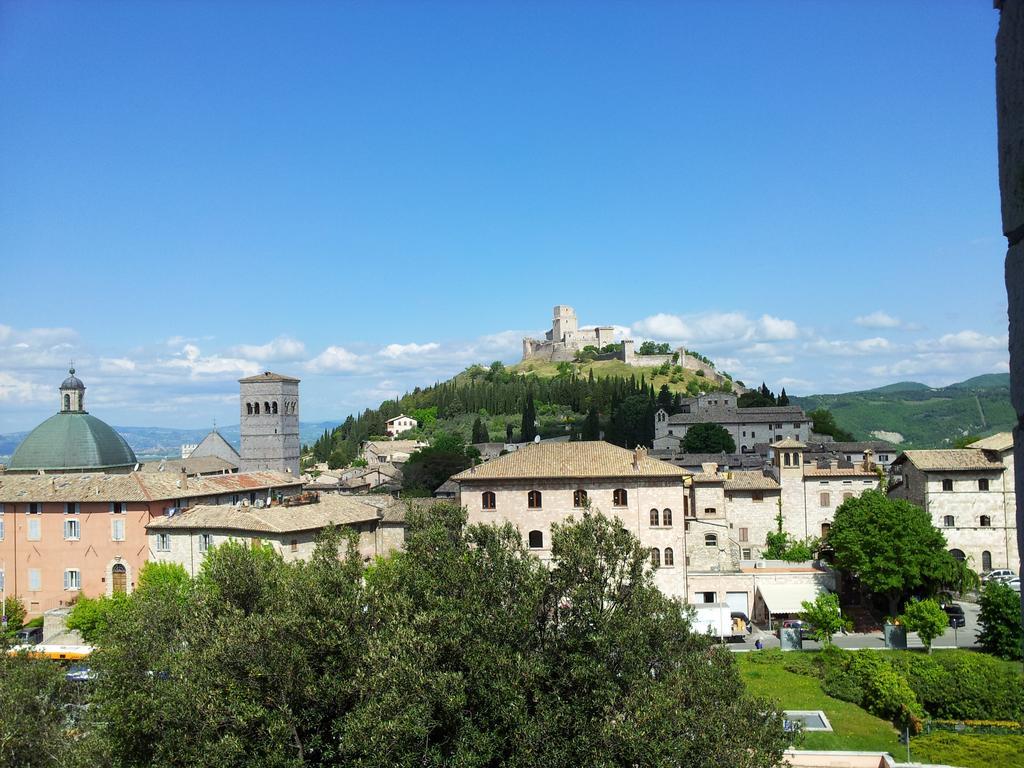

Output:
xmin=8 ymin=412 xmax=138 ymax=473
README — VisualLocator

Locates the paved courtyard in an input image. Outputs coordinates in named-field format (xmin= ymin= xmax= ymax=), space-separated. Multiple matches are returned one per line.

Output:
xmin=727 ymin=601 xmax=981 ymax=652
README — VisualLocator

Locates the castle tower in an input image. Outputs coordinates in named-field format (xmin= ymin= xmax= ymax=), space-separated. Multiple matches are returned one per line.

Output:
xmin=239 ymin=371 xmax=300 ymax=475
xmin=551 ymin=305 xmax=578 ymax=343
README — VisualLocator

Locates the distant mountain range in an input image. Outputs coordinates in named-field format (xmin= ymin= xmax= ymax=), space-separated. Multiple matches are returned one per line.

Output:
xmin=0 ymin=421 xmax=341 ymax=464
xmin=792 ymin=373 xmax=1013 ymax=448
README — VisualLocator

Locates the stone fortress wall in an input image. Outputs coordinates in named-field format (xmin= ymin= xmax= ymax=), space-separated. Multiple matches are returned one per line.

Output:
xmin=522 ymin=305 xmax=741 ymax=391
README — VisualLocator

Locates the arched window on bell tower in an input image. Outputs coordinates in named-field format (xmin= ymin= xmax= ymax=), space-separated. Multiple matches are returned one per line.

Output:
xmin=59 ymin=367 xmax=86 ymax=412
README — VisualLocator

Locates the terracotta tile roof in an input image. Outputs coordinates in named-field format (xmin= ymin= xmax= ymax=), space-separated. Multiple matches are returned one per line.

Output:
xmin=771 ymin=438 xmax=807 ymax=449
xmin=147 ymin=492 xmax=382 ymax=532
xmin=895 ymin=450 xmax=1005 ymax=472
xmin=0 ymin=473 xmax=148 ymax=502
xmin=724 ymin=470 xmax=780 ymax=490
xmin=690 ymin=472 xmax=724 ymax=484
xmin=140 ymin=456 xmax=238 ymax=476
xmin=0 ymin=470 xmax=302 ymax=503
xmin=667 ymin=406 xmax=805 ymax=425
xmin=452 ymin=441 xmax=689 ymax=481
xmin=968 ymin=432 xmax=1013 ymax=452
xmin=802 ymin=465 xmax=878 ymax=478
xmin=363 ymin=440 xmax=425 ymax=456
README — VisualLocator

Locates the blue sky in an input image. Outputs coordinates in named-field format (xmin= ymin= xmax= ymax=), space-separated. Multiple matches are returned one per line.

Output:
xmin=0 ymin=1 xmax=1009 ymax=432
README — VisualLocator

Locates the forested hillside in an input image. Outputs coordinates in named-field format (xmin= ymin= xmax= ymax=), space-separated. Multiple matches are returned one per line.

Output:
xmin=306 ymin=361 xmax=734 ymax=468
xmin=792 ymin=374 xmax=1013 ymax=448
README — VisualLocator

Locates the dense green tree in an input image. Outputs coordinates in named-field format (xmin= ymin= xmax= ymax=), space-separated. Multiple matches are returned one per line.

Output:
xmin=798 ymin=592 xmax=848 ymax=646
xmin=521 ymin=391 xmax=538 ymax=442
xmin=506 ymin=423 xmax=514 ymax=442
xmin=900 ymin=598 xmax=949 ymax=653
xmin=67 ymin=593 xmax=129 ymax=644
xmin=682 ymin=422 xmax=736 ymax=453
xmin=0 ymin=651 xmax=82 ymax=768
xmin=471 ymin=416 xmax=489 ymax=444
xmin=829 ymin=490 xmax=955 ymax=616
xmin=606 ymin=394 xmax=654 ymax=448
xmin=581 ymin=406 xmax=601 ymax=441
xmin=809 ymin=408 xmax=855 ymax=441
xmin=1 ymin=595 xmax=26 ymax=641
xmin=777 ymin=388 xmax=790 ymax=406
xmin=404 ymin=433 xmax=477 ymax=492
xmin=977 ymin=581 xmax=1024 ymax=660
xmin=656 ymin=383 xmax=673 ymax=412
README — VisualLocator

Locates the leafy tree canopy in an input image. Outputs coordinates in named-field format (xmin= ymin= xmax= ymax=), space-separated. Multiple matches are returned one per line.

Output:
xmin=798 ymin=592 xmax=849 ymax=646
xmin=977 ymin=581 xmax=1024 ymax=660
xmin=829 ymin=490 xmax=955 ymax=616
xmin=682 ymin=422 xmax=736 ymax=453
xmin=809 ymin=408 xmax=855 ymax=441
xmin=899 ymin=598 xmax=949 ymax=653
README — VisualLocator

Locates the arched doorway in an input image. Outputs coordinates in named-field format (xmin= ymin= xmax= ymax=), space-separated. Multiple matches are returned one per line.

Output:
xmin=112 ymin=563 xmax=127 ymax=594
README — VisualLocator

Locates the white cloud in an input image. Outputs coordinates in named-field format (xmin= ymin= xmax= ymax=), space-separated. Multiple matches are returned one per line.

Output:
xmin=932 ymin=330 xmax=1005 ymax=351
xmin=232 ymin=336 xmax=307 ymax=362
xmin=306 ymin=346 xmax=363 ymax=373
xmin=161 ymin=344 xmax=260 ymax=379
xmin=379 ymin=342 xmax=441 ymax=359
xmin=758 ymin=314 xmax=798 ymax=340
xmin=100 ymin=357 xmax=137 ymax=372
xmin=805 ymin=337 xmax=892 ymax=356
xmin=0 ymin=372 xmax=53 ymax=403
xmin=855 ymin=311 xmax=902 ymax=329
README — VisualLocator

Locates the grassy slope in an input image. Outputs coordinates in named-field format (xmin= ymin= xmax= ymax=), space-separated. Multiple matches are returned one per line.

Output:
xmin=510 ymin=358 xmax=718 ymax=395
xmin=792 ymin=374 xmax=1012 ymax=448
xmin=737 ymin=653 xmax=1024 ymax=768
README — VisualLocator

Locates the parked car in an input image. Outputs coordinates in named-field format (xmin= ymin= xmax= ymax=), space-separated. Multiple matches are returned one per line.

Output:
xmin=65 ymin=664 xmax=96 ymax=683
xmin=942 ymin=604 xmax=966 ymax=628
xmin=14 ymin=626 xmax=43 ymax=645
xmin=982 ymin=569 xmax=1016 ymax=584
xmin=1005 ymin=577 xmax=1021 ymax=592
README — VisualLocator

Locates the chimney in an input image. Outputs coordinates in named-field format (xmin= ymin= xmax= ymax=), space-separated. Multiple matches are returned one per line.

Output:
xmin=701 ymin=462 xmax=719 ymax=475
xmin=829 ymin=458 xmax=839 ymax=470
xmin=180 ymin=466 xmax=188 ymax=491
xmin=633 ymin=445 xmax=647 ymax=468
xmin=862 ymin=448 xmax=874 ymax=470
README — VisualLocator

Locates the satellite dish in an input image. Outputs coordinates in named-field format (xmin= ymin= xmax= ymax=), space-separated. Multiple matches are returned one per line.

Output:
xmin=534 ymin=435 xmax=541 ymax=444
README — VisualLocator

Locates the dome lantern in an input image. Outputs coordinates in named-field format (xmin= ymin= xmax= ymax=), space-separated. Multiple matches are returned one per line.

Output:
xmin=60 ymin=365 xmax=86 ymax=412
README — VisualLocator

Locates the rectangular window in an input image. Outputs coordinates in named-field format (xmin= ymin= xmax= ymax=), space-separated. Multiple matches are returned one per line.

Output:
xmin=820 ymin=492 xmax=830 ymax=507
xmin=0 ymin=518 xmax=4 ymax=541
xmin=64 ymin=519 xmax=80 ymax=540
xmin=198 ymin=533 xmax=211 ymax=552
xmin=741 ymin=548 xmax=752 ymax=560
xmin=739 ymin=527 xmax=749 ymax=542
xmin=290 ymin=539 xmax=298 ymax=553
xmin=65 ymin=502 xmax=80 ymax=515
xmin=28 ymin=569 xmax=41 ymax=592
xmin=751 ymin=491 xmax=763 ymax=502
xmin=704 ymin=507 xmax=716 ymax=516
xmin=0 ymin=502 xmax=5 ymax=514
xmin=27 ymin=518 xmax=41 ymax=541
xmin=700 ymin=591 xmax=716 ymax=603
xmin=64 ymin=569 xmax=81 ymax=591
xmin=111 ymin=518 xmax=125 ymax=542
xmin=26 ymin=503 xmax=41 ymax=514
xmin=942 ymin=478 xmax=953 ymax=492
xmin=0 ymin=569 xmax=4 ymax=591
xmin=156 ymin=533 xmax=171 ymax=552
xmin=979 ymin=478 xmax=990 ymax=491
xmin=109 ymin=502 xmax=127 ymax=513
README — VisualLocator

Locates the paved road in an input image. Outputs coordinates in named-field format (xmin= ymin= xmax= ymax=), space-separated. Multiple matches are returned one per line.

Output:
xmin=727 ymin=601 xmax=980 ymax=652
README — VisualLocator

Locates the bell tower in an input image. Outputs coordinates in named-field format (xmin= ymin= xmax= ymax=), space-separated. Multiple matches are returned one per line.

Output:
xmin=239 ymin=371 xmax=300 ymax=475
xmin=60 ymin=366 xmax=86 ymax=413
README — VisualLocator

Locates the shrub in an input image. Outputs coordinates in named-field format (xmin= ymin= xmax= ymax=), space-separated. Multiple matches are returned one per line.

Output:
xmin=822 ymin=650 xmax=923 ymax=731
xmin=977 ymin=581 xmax=1024 ymax=660
xmin=926 ymin=652 xmax=1024 ymax=722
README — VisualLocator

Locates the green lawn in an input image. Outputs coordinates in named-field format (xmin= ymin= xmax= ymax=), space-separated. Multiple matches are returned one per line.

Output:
xmin=737 ymin=654 xmax=1024 ymax=768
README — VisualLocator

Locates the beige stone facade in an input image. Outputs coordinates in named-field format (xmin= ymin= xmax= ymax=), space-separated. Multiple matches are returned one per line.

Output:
xmin=888 ymin=434 xmax=1020 ymax=572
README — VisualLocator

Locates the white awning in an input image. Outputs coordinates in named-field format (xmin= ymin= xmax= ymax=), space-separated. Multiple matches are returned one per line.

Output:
xmin=756 ymin=582 xmax=827 ymax=615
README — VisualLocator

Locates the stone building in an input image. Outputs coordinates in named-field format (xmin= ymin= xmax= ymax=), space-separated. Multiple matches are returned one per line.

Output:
xmin=521 ymin=305 xmax=616 ymax=362
xmin=451 ymin=440 xmax=840 ymax=618
xmin=185 ymin=428 xmax=241 ymax=467
xmin=654 ymin=402 xmax=809 ymax=453
xmin=385 ymin=414 xmax=418 ymax=437
xmin=887 ymin=433 xmax=1020 ymax=573
xmin=360 ymin=439 xmax=426 ymax=465
xmin=239 ymin=371 xmax=300 ymax=476
xmin=0 ymin=470 xmax=303 ymax=617
xmin=6 ymin=368 xmax=138 ymax=474
xmin=146 ymin=493 xmax=409 ymax=575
